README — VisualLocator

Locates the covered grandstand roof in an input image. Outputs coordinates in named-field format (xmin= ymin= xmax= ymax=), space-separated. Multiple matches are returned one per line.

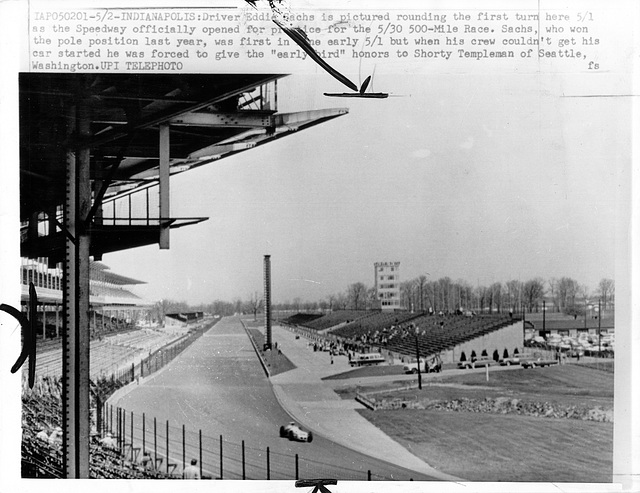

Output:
xmin=20 ymin=73 xmax=348 ymax=261
xmin=90 ymin=261 xmax=146 ymax=286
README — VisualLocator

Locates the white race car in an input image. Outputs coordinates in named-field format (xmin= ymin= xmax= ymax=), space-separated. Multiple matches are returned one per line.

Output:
xmin=279 ymin=422 xmax=313 ymax=443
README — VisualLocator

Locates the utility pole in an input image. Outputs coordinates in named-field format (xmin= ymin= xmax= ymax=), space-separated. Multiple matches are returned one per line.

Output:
xmin=598 ymin=298 xmax=601 ymax=355
xmin=414 ymin=331 xmax=422 ymax=390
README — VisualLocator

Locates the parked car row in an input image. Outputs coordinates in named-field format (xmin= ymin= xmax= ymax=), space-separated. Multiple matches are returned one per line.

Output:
xmin=457 ymin=353 xmax=559 ymax=370
xmin=457 ymin=358 xmax=494 ymax=370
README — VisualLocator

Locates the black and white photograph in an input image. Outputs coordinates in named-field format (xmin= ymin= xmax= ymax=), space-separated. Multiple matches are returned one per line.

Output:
xmin=0 ymin=0 xmax=638 ymax=491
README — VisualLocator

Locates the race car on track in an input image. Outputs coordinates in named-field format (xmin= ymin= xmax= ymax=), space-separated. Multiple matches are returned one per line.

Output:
xmin=279 ymin=422 xmax=313 ymax=443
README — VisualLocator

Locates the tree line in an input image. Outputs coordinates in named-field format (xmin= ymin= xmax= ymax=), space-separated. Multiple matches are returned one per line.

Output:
xmin=149 ymin=277 xmax=614 ymax=320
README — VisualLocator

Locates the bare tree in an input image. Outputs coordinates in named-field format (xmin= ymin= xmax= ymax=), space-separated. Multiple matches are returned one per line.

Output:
xmin=233 ymin=298 xmax=244 ymax=315
xmin=476 ymin=285 xmax=487 ymax=314
xmin=452 ymin=280 xmax=473 ymax=312
xmin=505 ymin=280 xmax=523 ymax=313
xmin=548 ymin=278 xmax=558 ymax=312
xmin=249 ymin=291 xmax=262 ymax=321
xmin=318 ymin=299 xmax=329 ymax=312
xmin=365 ymin=286 xmax=378 ymax=309
xmin=598 ymin=278 xmax=614 ymax=312
xmin=327 ymin=294 xmax=336 ymax=312
xmin=522 ymin=278 xmax=545 ymax=312
xmin=346 ymin=282 xmax=368 ymax=310
xmin=415 ymin=275 xmax=429 ymax=312
xmin=400 ymin=280 xmax=417 ymax=311
xmin=438 ymin=277 xmax=453 ymax=312
xmin=490 ymin=282 xmax=503 ymax=313
xmin=426 ymin=281 xmax=437 ymax=312
xmin=555 ymin=277 xmax=580 ymax=313
xmin=335 ymin=292 xmax=348 ymax=310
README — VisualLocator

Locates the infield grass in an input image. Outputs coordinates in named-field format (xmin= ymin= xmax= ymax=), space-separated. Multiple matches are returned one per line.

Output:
xmin=361 ymin=408 xmax=613 ymax=482
xmin=342 ymin=364 xmax=614 ymax=482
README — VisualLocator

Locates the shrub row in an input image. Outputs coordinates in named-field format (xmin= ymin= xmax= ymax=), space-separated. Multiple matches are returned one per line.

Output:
xmin=372 ymin=395 xmax=613 ymax=422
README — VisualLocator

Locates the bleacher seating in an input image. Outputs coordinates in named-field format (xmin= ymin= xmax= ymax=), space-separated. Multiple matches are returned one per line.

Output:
xmin=331 ymin=311 xmax=422 ymax=341
xmin=281 ymin=313 xmax=324 ymax=326
xmin=21 ymin=374 xmax=174 ymax=479
xmin=383 ymin=314 xmax=515 ymax=357
xmin=327 ymin=313 xmax=516 ymax=359
xmin=35 ymin=328 xmax=183 ymax=378
xmin=296 ymin=310 xmax=372 ymax=331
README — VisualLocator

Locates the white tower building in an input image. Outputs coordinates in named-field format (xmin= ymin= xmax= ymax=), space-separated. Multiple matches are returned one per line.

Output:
xmin=374 ymin=261 xmax=401 ymax=310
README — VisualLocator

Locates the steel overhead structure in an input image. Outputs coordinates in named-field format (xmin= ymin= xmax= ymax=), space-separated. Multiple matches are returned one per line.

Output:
xmin=19 ymin=73 xmax=348 ymax=478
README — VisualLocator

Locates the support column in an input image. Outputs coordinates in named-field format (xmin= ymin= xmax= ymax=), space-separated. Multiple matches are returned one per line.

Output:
xmin=159 ymin=124 xmax=170 ymax=249
xmin=62 ymin=95 xmax=91 ymax=478
xmin=40 ymin=303 xmax=45 ymax=340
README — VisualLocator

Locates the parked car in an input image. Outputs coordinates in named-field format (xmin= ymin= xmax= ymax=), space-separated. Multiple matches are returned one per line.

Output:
xmin=498 ymin=353 xmax=529 ymax=366
xmin=567 ymin=348 xmax=584 ymax=358
xmin=520 ymin=355 xmax=558 ymax=368
xmin=458 ymin=358 xmax=494 ymax=370
xmin=403 ymin=361 xmax=424 ymax=374
xmin=279 ymin=422 xmax=313 ymax=443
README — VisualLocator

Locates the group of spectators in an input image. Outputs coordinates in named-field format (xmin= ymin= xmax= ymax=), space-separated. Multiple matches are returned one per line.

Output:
xmin=21 ymin=374 xmax=178 ymax=479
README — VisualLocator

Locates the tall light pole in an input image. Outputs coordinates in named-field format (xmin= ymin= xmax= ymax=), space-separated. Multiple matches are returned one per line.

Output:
xmin=408 ymin=324 xmax=422 ymax=390
xmin=598 ymin=298 xmax=602 ymax=356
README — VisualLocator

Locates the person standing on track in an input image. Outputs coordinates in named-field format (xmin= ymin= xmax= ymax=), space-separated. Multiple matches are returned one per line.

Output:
xmin=183 ymin=458 xmax=200 ymax=479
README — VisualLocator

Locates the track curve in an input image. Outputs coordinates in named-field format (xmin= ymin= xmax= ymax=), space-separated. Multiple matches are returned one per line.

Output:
xmin=111 ymin=317 xmax=437 ymax=480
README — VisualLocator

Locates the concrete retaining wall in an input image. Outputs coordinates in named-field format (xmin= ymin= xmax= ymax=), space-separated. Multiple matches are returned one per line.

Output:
xmin=447 ymin=321 xmax=524 ymax=363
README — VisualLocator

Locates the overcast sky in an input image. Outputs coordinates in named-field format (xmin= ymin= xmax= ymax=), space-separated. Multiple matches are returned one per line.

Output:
xmin=103 ymin=65 xmax=629 ymax=306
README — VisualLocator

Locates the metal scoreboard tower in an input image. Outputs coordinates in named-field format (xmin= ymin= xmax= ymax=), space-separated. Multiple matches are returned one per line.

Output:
xmin=264 ymin=255 xmax=272 ymax=350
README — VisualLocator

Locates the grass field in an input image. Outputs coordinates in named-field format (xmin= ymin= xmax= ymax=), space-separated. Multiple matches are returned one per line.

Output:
xmin=337 ymin=364 xmax=614 ymax=482
xmin=246 ymin=327 xmax=297 ymax=376
xmin=362 ymin=409 xmax=613 ymax=482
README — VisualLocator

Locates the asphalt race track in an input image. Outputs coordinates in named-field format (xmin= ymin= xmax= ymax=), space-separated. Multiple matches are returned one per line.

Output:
xmin=112 ymin=318 xmax=437 ymax=480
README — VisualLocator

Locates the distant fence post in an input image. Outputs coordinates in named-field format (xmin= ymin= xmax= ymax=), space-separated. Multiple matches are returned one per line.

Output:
xmin=295 ymin=454 xmax=299 ymax=480
xmin=219 ymin=435 xmax=223 ymax=479
xmin=130 ymin=410 xmax=134 ymax=461
xmin=142 ymin=413 xmax=146 ymax=454
xmin=242 ymin=440 xmax=246 ymax=480
xmin=266 ymin=446 xmax=270 ymax=480
xmin=199 ymin=430 xmax=203 ymax=479
xmin=182 ymin=424 xmax=186 ymax=471
xmin=166 ymin=420 xmax=170 ymax=475
xmin=153 ymin=417 xmax=157 ymax=468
